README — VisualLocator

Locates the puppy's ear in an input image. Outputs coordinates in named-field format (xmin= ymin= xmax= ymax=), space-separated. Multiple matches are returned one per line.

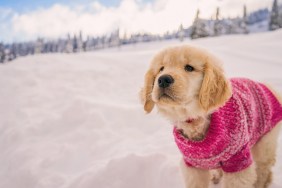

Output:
xmin=140 ymin=69 xmax=155 ymax=113
xmin=199 ymin=58 xmax=231 ymax=112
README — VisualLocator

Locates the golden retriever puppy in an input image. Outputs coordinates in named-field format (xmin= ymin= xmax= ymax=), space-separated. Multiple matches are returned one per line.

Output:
xmin=140 ymin=45 xmax=282 ymax=188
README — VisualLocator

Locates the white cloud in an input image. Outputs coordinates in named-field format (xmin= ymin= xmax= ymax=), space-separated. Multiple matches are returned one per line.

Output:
xmin=0 ymin=0 xmax=274 ymax=42
xmin=0 ymin=8 xmax=17 ymax=42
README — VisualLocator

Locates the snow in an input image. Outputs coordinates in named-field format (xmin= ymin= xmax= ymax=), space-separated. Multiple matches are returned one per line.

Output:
xmin=1 ymin=30 xmax=282 ymax=188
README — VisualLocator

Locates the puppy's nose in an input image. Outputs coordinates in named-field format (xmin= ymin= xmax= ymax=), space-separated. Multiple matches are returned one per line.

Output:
xmin=158 ymin=75 xmax=174 ymax=88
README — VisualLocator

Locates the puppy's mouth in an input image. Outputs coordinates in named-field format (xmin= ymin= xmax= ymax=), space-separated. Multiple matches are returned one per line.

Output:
xmin=158 ymin=89 xmax=177 ymax=102
xmin=159 ymin=92 xmax=174 ymax=100
xmin=152 ymin=86 xmax=184 ymax=105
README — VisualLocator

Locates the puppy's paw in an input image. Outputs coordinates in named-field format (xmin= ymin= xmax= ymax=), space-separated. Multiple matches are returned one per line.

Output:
xmin=210 ymin=169 xmax=223 ymax=184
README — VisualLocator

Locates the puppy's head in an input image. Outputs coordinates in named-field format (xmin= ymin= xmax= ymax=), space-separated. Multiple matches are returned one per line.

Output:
xmin=140 ymin=46 xmax=231 ymax=120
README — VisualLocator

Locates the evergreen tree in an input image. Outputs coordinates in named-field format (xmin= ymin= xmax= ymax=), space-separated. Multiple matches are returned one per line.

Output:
xmin=65 ymin=34 xmax=73 ymax=53
xmin=214 ymin=7 xmax=222 ymax=36
xmin=57 ymin=39 xmax=66 ymax=53
xmin=190 ymin=10 xmax=209 ymax=39
xmin=77 ymin=31 xmax=83 ymax=52
xmin=242 ymin=5 xmax=249 ymax=34
xmin=269 ymin=0 xmax=280 ymax=30
xmin=116 ymin=29 xmax=121 ymax=48
xmin=191 ymin=10 xmax=200 ymax=39
xmin=122 ymin=32 xmax=127 ymax=45
xmin=278 ymin=6 xmax=282 ymax=28
xmin=35 ymin=38 xmax=43 ymax=54
xmin=178 ymin=24 xmax=185 ymax=41
xmin=0 ymin=43 xmax=4 ymax=63
xmin=73 ymin=35 xmax=78 ymax=52
xmin=10 ymin=43 xmax=17 ymax=59
xmin=243 ymin=5 xmax=248 ymax=24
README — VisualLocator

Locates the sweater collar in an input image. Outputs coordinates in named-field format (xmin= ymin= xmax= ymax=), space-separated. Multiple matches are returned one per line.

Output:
xmin=185 ymin=118 xmax=196 ymax=124
xmin=173 ymin=96 xmax=237 ymax=159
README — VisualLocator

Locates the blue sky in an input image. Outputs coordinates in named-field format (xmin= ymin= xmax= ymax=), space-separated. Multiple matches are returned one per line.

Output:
xmin=0 ymin=0 xmax=274 ymax=43
xmin=0 ymin=0 xmax=151 ymax=12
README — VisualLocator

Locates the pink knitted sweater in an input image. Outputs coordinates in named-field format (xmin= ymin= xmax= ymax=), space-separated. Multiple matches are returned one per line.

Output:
xmin=174 ymin=78 xmax=282 ymax=172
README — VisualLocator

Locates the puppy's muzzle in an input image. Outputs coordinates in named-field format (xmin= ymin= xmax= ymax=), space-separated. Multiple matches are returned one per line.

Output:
xmin=158 ymin=75 xmax=174 ymax=88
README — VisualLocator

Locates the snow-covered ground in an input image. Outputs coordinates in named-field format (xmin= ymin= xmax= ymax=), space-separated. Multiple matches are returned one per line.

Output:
xmin=0 ymin=30 xmax=282 ymax=188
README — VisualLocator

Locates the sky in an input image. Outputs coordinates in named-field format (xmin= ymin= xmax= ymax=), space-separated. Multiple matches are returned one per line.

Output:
xmin=0 ymin=0 xmax=275 ymax=43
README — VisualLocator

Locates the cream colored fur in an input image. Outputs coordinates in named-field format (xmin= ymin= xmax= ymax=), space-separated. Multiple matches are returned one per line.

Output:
xmin=140 ymin=45 xmax=281 ymax=188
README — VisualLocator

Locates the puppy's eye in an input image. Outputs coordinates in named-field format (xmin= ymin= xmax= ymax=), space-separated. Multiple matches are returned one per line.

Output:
xmin=159 ymin=66 xmax=164 ymax=72
xmin=185 ymin=65 xmax=194 ymax=72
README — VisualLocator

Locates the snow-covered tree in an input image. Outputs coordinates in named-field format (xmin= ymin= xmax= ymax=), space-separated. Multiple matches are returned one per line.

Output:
xmin=242 ymin=5 xmax=249 ymax=34
xmin=121 ymin=32 xmax=128 ymax=45
xmin=191 ymin=10 xmax=200 ymax=39
xmin=0 ymin=43 xmax=5 ymax=63
xmin=279 ymin=5 xmax=282 ymax=28
xmin=82 ymin=36 xmax=90 ymax=51
xmin=73 ymin=35 xmax=78 ymax=52
xmin=248 ymin=8 xmax=269 ymax=25
xmin=35 ymin=38 xmax=43 ymax=54
xmin=243 ymin=5 xmax=248 ymax=24
xmin=109 ymin=29 xmax=121 ymax=47
xmin=191 ymin=10 xmax=210 ymax=39
xmin=86 ymin=36 xmax=96 ymax=51
xmin=178 ymin=24 xmax=185 ymax=41
xmin=77 ymin=31 xmax=84 ymax=52
xmin=269 ymin=0 xmax=280 ymax=30
xmin=57 ymin=39 xmax=66 ymax=53
xmin=10 ymin=43 xmax=17 ymax=59
xmin=65 ymin=34 xmax=73 ymax=53
xmin=214 ymin=7 xmax=223 ymax=36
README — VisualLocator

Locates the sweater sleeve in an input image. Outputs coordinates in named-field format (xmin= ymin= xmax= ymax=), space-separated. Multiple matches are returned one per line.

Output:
xmin=221 ymin=144 xmax=253 ymax=173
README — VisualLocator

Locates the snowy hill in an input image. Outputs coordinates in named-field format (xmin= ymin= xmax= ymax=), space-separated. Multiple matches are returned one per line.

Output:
xmin=0 ymin=30 xmax=282 ymax=188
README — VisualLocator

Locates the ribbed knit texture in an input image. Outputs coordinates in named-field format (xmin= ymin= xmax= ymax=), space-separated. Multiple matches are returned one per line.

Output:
xmin=174 ymin=78 xmax=282 ymax=172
